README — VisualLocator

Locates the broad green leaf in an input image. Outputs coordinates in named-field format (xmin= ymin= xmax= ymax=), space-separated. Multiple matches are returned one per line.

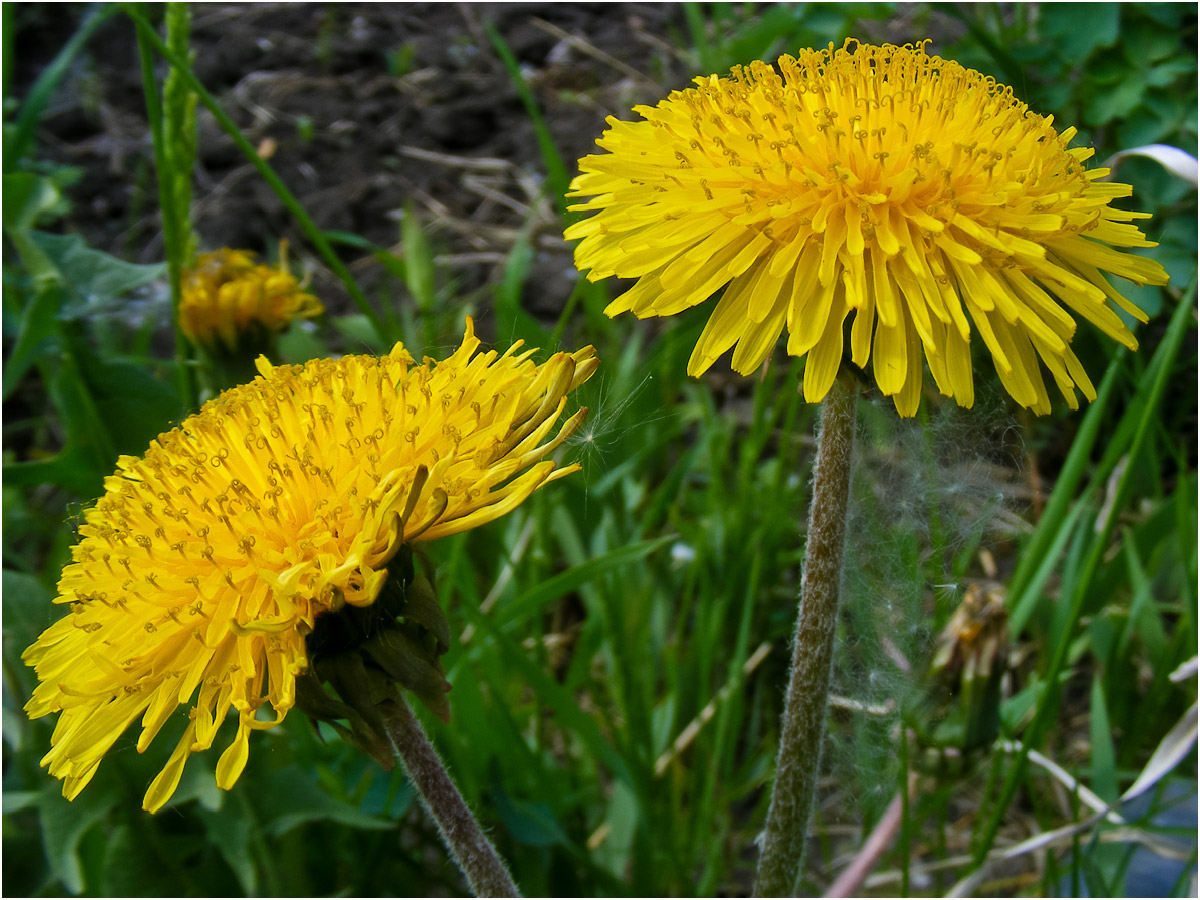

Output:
xmin=1 ymin=281 xmax=64 ymax=399
xmin=26 ymin=230 xmax=165 ymax=308
xmin=2 ymin=791 xmax=41 ymax=814
xmin=196 ymin=803 xmax=257 ymax=894
xmin=101 ymin=824 xmax=196 ymax=897
xmin=37 ymin=783 xmax=118 ymax=894
xmin=333 ymin=314 xmax=389 ymax=355
xmin=68 ymin=347 xmax=182 ymax=459
xmin=1040 ymin=3 xmax=1120 ymax=64
xmin=276 ymin=319 xmax=330 ymax=365
xmin=1 ymin=447 xmax=103 ymax=498
xmin=2 ymin=568 xmax=53 ymax=652
xmin=1123 ymin=17 xmax=1187 ymax=64
xmin=1 ymin=173 xmax=62 ymax=234
xmin=1084 ymin=72 xmax=1149 ymax=125
xmin=492 ymin=786 xmax=569 ymax=847
xmin=721 ymin=4 xmax=802 ymax=65
xmin=252 ymin=767 xmax=391 ymax=836
xmin=592 ymin=779 xmax=639 ymax=878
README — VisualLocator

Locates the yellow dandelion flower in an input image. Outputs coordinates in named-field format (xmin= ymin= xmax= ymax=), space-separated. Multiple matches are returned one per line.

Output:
xmin=566 ymin=40 xmax=1169 ymax=416
xmin=180 ymin=245 xmax=323 ymax=353
xmin=23 ymin=319 xmax=597 ymax=812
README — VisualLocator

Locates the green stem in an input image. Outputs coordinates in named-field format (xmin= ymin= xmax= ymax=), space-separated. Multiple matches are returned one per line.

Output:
xmin=134 ymin=9 xmax=195 ymax=412
xmin=753 ymin=376 xmax=858 ymax=898
xmin=121 ymin=3 xmax=387 ymax=344
xmin=379 ymin=694 xmax=520 ymax=898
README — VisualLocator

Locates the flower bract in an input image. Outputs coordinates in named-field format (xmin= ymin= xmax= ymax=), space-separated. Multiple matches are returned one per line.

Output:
xmin=180 ymin=247 xmax=323 ymax=353
xmin=23 ymin=320 xmax=597 ymax=812
xmin=567 ymin=40 xmax=1169 ymax=415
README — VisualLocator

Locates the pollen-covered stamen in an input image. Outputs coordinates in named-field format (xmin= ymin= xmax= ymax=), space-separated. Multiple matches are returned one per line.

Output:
xmin=567 ymin=39 xmax=1168 ymax=416
xmin=23 ymin=318 xmax=597 ymax=812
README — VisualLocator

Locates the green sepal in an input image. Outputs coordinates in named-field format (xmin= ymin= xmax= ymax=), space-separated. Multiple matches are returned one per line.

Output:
xmin=362 ymin=625 xmax=451 ymax=723
xmin=296 ymin=546 xmax=453 ymax=769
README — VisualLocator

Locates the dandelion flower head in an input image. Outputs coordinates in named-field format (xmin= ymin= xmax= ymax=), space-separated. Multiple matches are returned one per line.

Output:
xmin=23 ymin=319 xmax=597 ymax=812
xmin=180 ymin=246 xmax=323 ymax=352
xmin=567 ymin=40 xmax=1169 ymax=415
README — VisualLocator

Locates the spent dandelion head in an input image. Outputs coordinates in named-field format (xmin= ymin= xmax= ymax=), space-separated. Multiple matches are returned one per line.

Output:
xmin=566 ymin=39 xmax=1169 ymax=416
xmin=23 ymin=319 xmax=597 ymax=812
xmin=180 ymin=244 xmax=323 ymax=354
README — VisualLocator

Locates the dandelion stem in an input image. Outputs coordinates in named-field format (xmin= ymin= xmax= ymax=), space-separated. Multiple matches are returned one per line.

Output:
xmin=379 ymin=695 xmax=520 ymax=898
xmin=754 ymin=375 xmax=857 ymax=898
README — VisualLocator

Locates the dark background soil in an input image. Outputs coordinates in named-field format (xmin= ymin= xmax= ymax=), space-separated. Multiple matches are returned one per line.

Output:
xmin=12 ymin=3 xmax=711 ymax=327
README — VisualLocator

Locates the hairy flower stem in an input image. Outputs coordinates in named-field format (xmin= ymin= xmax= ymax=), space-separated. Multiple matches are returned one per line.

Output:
xmin=379 ymin=696 xmax=520 ymax=898
xmin=754 ymin=376 xmax=857 ymax=898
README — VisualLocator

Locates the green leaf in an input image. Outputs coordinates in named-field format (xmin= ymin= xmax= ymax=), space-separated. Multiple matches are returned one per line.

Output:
xmin=1123 ymin=18 xmax=1186 ymax=65
xmin=333 ymin=314 xmax=389 ymax=355
xmin=1084 ymin=72 xmax=1149 ymax=125
xmin=1145 ymin=57 xmax=1198 ymax=88
xmin=592 ymin=779 xmax=639 ymax=878
xmin=1 ymin=280 xmax=64 ymax=400
xmin=1040 ymin=4 xmax=1120 ymax=65
xmin=1080 ymin=845 xmax=1116 ymax=897
xmin=1000 ymin=677 xmax=1047 ymax=734
xmin=485 ymin=25 xmax=571 ymax=218
xmin=2 ymin=790 xmax=42 ymax=814
xmin=401 ymin=200 xmax=435 ymax=314
xmin=37 ymin=783 xmax=118 ymax=894
xmin=493 ymin=218 xmax=550 ymax=347
xmin=492 ymin=786 xmax=569 ymax=847
xmin=275 ymin=319 xmax=329 ymax=365
xmin=68 ymin=348 xmax=182 ymax=458
xmin=101 ymin=824 xmax=194 ymax=897
xmin=1 ymin=447 xmax=103 ymax=498
xmin=251 ymin=767 xmax=392 ymax=836
xmin=1085 ymin=52 xmax=1137 ymax=85
xmin=3 ymin=568 xmax=53 ymax=659
xmin=196 ymin=803 xmax=257 ymax=894
xmin=720 ymin=5 xmax=801 ymax=67
xmin=1117 ymin=106 xmax=1176 ymax=153
xmin=26 ymin=230 xmax=165 ymax=308
xmin=1089 ymin=677 xmax=1119 ymax=803
xmin=2 ymin=173 xmax=63 ymax=234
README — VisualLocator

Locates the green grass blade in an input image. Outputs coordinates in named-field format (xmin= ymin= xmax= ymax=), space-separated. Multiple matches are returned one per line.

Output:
xmin=6 ymin=4 xmax=120 ymax=172
xmin=496 ymin=536 xmax=675 ymax=629
xmin=1005 ymin=356 xmax=1124 ymax=611
xmin=1088 ymin=676 xmax=1118 ymax=803
xmin=457 ymin=596 xmax=639 ymax=793
xmin=975 ymin=277 xmax=1198 ymax=864
xmin=485 ymin=25 xmax=571 ymax=219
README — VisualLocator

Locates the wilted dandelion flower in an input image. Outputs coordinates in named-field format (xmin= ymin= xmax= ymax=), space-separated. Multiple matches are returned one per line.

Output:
xmin=24 ymin=319 xmax=597 ymax=812
xmin=180 ymin=246 xmax=323 ymax=353
xmin=567 ymin=40 xmax=1169 ymax=416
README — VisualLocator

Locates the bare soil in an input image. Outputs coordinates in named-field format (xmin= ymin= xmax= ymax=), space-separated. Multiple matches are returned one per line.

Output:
xmin=13 ymin=3 xmax=704 ymax=328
